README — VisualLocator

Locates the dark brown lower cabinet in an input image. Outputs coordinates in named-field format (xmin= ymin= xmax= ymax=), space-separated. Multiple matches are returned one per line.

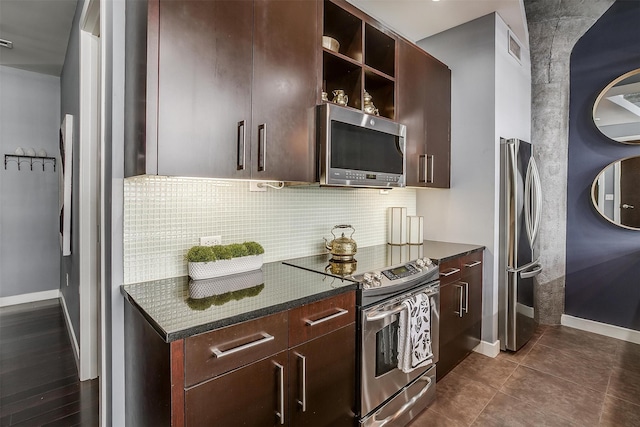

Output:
xmin=185 ymin=351 xmax=289 ymax=426
xmin=437 ymin=251 xmax=483 ymax=381
xmin=289 ymin=324 xmax=356 ymax=427
xmin=125 ymin=292 xmax=356 ymax=426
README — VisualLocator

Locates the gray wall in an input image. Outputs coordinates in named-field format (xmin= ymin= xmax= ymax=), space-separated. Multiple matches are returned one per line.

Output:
xmin=0 ymin=66 xmax=60 ymax=298
xmin=59 ymin=0 xmax=84 ymax=343
xmin=566 ymin=0 xmax=640 ymax=331
xmin=525 ymin=0 xmax=616 ymax=324
xmin=416 ymin=13 xmax=531 ymax=344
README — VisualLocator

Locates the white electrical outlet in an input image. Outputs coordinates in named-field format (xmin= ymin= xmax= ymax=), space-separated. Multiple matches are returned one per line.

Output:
xmin=249 ymin=181 xmax=267 ymax=192
xmin=200 ymin=235 xmax=222 ymax=246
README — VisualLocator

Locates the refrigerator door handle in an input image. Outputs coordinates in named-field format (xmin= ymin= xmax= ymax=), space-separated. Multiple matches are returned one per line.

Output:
xmin=524 ymin=159 xmax=534 ymax=247
xmin=529 ymin=156 xmax=542 ymax=244
xmin=507 ymin=258 xmax=541 ymax=274
xmin=520 ymin=263 xmax=543 ymax=279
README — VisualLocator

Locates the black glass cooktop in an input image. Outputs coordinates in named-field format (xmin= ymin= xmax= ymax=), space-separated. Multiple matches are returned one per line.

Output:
xmin=283 ymin=243 xmax=430 ymax=280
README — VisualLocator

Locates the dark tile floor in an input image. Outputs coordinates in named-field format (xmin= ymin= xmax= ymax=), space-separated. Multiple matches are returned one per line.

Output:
xmin=410 ymin=325 xmax=640 ymax=427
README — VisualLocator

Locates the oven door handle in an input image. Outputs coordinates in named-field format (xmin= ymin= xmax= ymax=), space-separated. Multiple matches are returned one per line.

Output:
xmin=368 ymin=375 xmax=433 ymax=426
xmin=366 ymin=304 xmax=406 ymax=322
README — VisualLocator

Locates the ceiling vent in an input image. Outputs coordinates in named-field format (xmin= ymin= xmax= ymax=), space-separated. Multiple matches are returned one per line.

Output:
xmin=0 ymin=38 xmax=13 ymax=49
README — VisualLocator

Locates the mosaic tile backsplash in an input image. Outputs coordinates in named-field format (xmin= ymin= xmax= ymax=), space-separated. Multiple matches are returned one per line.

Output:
xmin=124 ymin=176 xmax=416 ymax=284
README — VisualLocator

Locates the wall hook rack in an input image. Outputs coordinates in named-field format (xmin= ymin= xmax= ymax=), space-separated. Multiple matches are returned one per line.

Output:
xmin=4 ymin=154 xmax=56 ymax=171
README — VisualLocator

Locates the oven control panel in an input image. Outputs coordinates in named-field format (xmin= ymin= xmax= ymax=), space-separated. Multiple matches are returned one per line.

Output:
xmin=359 ymin=257 xmax=436 ymax=289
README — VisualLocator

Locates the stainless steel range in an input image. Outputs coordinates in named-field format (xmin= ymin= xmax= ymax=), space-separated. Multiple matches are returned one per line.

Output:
xmin=284 ymin=244 xmax=440 ymax=426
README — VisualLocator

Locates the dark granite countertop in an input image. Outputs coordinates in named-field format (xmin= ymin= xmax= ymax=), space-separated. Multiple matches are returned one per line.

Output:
xmin=121 ymin=240 xmax=481 ymax=343
xmin=421 ymin=240 xmax=484 ymax=263
xmin=121 ymin=261 xmax=357 ymax=343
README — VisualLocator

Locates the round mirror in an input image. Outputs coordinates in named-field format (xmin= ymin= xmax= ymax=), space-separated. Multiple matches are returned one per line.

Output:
xmin=593 ymin=68 xmax=640 ymax=144
xmin=591 ymin=156 xmax=640 ymax=230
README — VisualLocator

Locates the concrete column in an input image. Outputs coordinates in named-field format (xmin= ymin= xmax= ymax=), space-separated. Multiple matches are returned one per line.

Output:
xmin=524 ymin=0 xmax=614 ymax=324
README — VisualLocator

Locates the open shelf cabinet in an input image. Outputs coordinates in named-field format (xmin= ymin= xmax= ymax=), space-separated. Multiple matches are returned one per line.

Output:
xmin=321 ymin=0 xmax=396 ymax=120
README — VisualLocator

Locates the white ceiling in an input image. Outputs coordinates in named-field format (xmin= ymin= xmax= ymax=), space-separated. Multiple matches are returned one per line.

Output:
xmin=0 ymin=0 xmax=77 ymax=76
xmin=0 ymin=0 xmax=527 ymax=78
xmin=347 ymin=0 xmax=528 ymax=45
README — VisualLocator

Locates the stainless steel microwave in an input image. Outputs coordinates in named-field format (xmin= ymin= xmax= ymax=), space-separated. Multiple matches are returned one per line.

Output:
xmin=317 ymin=104 xmax=406 ymax=188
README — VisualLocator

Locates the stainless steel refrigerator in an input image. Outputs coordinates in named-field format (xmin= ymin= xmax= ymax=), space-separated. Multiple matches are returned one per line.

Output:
xmin=499 ymin=138 xmax=543 ymax=351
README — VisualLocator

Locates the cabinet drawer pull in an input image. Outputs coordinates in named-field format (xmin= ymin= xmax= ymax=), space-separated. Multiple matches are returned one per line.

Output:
xmin=440 ymin=267 xmax=460 ymax=277
xmin=427 ymin=155 xmax=434 ymax=184
xmin=305 ymin=308 xmax=348 ymax=326
xmin=237 ymin=120 xmax=246 ymax=170
xmin=295 ymin=352 xmax=307 ymax=411
xmin=211 ymin=332 xmax=274 ymax=358
xmin=274 ymin=361 xmax=285 ymax=424
xmin=464 ymin=260 xmax=482 ymax=268
xmin=258 ymin=123 xmax=267 ymax=172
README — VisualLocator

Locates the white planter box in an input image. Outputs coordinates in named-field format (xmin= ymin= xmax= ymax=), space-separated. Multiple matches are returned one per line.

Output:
xmin=188 ymin=254 xmax=264 ymax=280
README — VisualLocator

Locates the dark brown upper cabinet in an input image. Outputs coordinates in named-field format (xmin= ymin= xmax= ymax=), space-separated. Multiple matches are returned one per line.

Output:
xmin=321 ymin=0 xmax=396 ymax=120
xmin=125 ymin=0 xmax=318 ymax=182
xmin=397 ymin=40 xmax=451 ymax=188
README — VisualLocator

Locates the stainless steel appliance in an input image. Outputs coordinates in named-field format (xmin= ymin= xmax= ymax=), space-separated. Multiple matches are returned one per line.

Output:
xmin=316 ymin=103 xmax=407 ymax=188
xmin=499 ymin=138 xmax=543 ymax=351
xmin=284 ymin=245 xmax=440 ymax=426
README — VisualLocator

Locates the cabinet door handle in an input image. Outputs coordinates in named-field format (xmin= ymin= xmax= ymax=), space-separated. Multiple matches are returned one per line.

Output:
xmin=305 ymin=308 xmax=348 ymax=326
xmin=454 ymin=284 xmax=464 ymax=317
xmin=464 ymin=260 xmax=482 ymax=268
xmin=211 ymin=332 xmax=274 ymax=358
xmin=440 ymin=267 xmax=460 ymax=277
xmin=461 ymin=281 xmax=469 ymax=314
xmin=274 ymin=361 xmax=285 ymax=424
xmin=427 ymin=155 xmax=434 ymax=184
xmin=419 ymin=154 xmax=427 ymax=183
xmin=258 ymin=123 xmax=267 ymax=172
xmin=237 ymin=120 xmax=246 ymax=170
xmin=295 ymin=352 xmax=307 ymax=412
xmin=418 ymin=155 xmax=435 ymax=184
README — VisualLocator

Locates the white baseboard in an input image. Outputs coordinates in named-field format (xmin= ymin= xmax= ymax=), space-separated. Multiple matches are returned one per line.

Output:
xmin=473 ymin=339 xmax=500 ymax=358
xmin=561 ymin=314 xmax=640 ymax=345
xmin=0 ymin=289 xmax=60 ymax=307
xmin=60 ymin=293 xmax=80 ymax=369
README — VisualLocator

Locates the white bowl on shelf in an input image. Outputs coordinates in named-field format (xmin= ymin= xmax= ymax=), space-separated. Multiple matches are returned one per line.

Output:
xmin=322 ymin=36 xmax=340 ymax=53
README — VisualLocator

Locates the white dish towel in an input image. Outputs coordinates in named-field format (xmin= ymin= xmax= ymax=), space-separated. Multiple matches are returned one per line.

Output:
xmin=397 ymin=292 xmax=433 ymax=373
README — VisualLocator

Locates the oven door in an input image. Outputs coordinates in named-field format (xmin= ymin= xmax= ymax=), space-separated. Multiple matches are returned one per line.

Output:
xmin=360 ymin=282 xmax=439 ymax=418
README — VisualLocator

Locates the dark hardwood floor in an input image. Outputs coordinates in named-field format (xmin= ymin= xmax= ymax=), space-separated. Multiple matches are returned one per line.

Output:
xmin=0 ymin=299 xmax=99 ymax=426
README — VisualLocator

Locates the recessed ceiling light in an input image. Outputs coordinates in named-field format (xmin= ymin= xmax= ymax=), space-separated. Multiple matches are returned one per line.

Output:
xmin=0 ymin=38 xmax=13 ymax=49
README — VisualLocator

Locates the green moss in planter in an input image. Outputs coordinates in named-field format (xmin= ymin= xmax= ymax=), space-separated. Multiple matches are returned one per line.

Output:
xmin=187 ymin=283 xmax=265 ymax=310
xmin=244 ymin=241 xmax=265 ymax=256
xmin=185 ymin=241 xmax=264 ymax=263
xmin=186 ymin=246 xmax=215 ymax=263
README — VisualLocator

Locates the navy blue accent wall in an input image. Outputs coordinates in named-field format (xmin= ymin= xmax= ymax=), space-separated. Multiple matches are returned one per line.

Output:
xmin=566 ymin=0 xmax=640 ymax=331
